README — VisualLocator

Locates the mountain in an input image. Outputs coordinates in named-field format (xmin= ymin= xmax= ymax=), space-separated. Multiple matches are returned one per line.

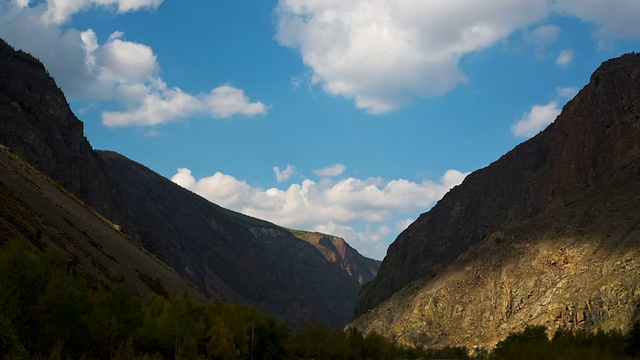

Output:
xmin=0 ymin=38 xmax=380 ymax=328
xmin=95 ymin=150 xmax=380 ymax=327
xmin=351 ymin=53 xmax=640 ymax=349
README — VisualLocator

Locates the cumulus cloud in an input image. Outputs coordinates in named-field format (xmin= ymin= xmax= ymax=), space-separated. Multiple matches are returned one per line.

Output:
xmin=275 ymin=0 xmax=549 ymax=114
xmin=0 ymin=1 xmax=267 ymax=128
xmin=555 ymin=49 xmax=574 ymax=66
xmin=171 ymin=167 xmax=468 ymax=259
xmin=275 ymin=0 xmax=640 ymax=114
xmin=102 ymin=82 xmax=267 ymax=127
xmin=511 ymin=101 xmax=561 ymax=138
xmin=313 ymin=164 xmax=346 ymax=177
xmin=273 ymin=165 xmax=295 ymax=182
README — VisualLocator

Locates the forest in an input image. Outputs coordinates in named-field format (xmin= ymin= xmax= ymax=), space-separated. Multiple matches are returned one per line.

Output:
xmin=0 ymin=237 xmax=638 ymax=359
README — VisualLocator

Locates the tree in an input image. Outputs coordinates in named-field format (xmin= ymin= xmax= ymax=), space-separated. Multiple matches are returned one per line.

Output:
xmin=87 ymin=283 xmax=143 ymax=357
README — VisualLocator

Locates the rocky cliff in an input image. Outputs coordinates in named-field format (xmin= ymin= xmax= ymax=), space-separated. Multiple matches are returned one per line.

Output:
xmin=352 ymin=53 xmax=640 ymax=349
xmin=0 ymin=38 xmax=379 ymax=328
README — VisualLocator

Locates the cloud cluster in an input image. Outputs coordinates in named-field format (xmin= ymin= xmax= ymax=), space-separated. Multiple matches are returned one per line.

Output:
xmin=172 ymin=165 xmax=468 ymax=258
xmin=0 ymin=1 xmax=266 ymax=128
xmin=511 ymin=86 xmax=579 ymax=138
xmin=275 ymin=0 xmax=640 ymax=114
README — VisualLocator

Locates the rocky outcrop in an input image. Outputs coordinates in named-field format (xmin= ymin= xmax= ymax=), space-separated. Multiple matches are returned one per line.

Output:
xmin=0 ymin=38 xmax=379 ymax=328
xmin=288 ymin=230 xmax=381 ymax=286
xmin=352 ymin=53 xmax=640 ymax=348
xmin=0 ymin=39 xmax=125 ymax=218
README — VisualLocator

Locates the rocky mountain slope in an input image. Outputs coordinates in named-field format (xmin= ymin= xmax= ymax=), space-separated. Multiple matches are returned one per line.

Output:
xmin=0 ymin=144 xmax=208 ymax=302
xmin=0 ymin=38 xmax=380 ymax=328
xmin=351 ymin=53 xmax=640 ymax=349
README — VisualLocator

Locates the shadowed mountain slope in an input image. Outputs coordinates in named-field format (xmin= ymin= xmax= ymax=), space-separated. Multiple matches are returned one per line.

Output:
xmin=0 ymin=38 xmax=379 ymax=328
xmin=0 ymin=145 xmax=208 ymax=302
xmin=352 ymin=53 xmax=640 ymax=348
xmin=97 ymin=150 xmax=380 ymax=327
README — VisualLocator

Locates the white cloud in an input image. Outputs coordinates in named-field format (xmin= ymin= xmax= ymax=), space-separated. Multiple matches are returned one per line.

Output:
xmin=275 ymin=0 xmax=549 ymax=114
xmin=511 ymin=85 xmax=580 ymax=138
xmin=553 ymin=0 xmax=640 ymax=41
xmin=203 ymin=85 xmax=268 ymax=118
xmin=313 ymin=164 xmax=346 ymax=177
xmin=275 ymin=0 xmax=640 ymax=114
xmin=98 ymin=32 xmax=158 ymax=83
xmin=12 ymin=0 xmax=30 ymax=11
xmin=525 ymin=24 xmax=560 ymax=58
xmin=526 ymin=25 xmax=560 ymax=46
xmin=511 ymin=101 xmax=561 ymax=138
xmin=171 ymin=167 xmax=468 ymax=259
xmin=395 ymin=218 xmax=414 ymax=233
xmin=0 ymin=2 xmax=267 ymax=128
xmin=556 ymin=86 xmax=579 ymax=98
xmin=172 ymin=168 xmax=197 ymax=189
xmin=555 ymin=49 xmax=574 ymax=66
xmin=102 ymin=82 xmax=267 ymax=127
xmin=42 ymin=0 xmax=163 ymax=25
xmin=273 ymin=165 xmax=295 ymax=182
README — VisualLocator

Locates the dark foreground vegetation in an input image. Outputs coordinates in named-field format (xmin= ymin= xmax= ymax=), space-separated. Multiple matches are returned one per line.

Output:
xmin=1 ymin=237 xmax=639 ymax=359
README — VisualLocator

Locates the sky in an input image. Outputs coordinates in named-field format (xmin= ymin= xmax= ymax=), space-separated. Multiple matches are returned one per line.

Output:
xmin=1 ymin=0 xmax=640 ymax=260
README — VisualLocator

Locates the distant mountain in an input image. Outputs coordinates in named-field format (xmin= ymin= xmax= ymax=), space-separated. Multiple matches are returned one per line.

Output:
xmin=351 ymin=53 xmax=640 ymax=349
xmin=0 ymin=38 xmax=380 ymax=328
xmin=96 ymin=150 xmax=380 ymax=327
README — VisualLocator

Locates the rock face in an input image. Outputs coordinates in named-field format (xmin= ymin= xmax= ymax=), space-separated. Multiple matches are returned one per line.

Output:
xmin=0 ymin=38 xmax=380 ymax=328
xmin=0 ymin=40 xmax=125 ymax=218
xmin=352 ymin=53 xmax=640 ymax=348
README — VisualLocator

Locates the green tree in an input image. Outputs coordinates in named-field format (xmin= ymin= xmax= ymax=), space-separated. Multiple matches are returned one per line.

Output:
xmin=0 ymin=238 xmax=89 ymax=356
xmin=87 ymin=283 xmax=143 ymax=357
xmin=206 ymin=302 xmax=249 ymax=359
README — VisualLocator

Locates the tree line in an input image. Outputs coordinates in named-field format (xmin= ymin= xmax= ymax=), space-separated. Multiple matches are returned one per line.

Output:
xmin=1 ymin=236 xmax=639 ymax=359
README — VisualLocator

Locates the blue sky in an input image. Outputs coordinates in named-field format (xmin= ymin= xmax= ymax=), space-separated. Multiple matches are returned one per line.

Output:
xmin=1 ymin=0 xmax=640 ymax=260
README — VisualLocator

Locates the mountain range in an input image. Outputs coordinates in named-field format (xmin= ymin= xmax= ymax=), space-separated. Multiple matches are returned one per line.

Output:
xmin=0 ymin=38 xmax=380 ymax=329
xmin=3 ymin=36 xmax=640 ymax=351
